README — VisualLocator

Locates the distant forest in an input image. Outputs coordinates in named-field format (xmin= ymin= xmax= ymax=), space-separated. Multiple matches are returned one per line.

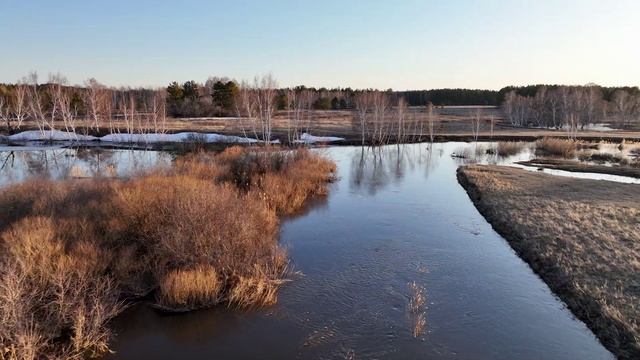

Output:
xmin=1 ymin=74 xmax=638 ymax=119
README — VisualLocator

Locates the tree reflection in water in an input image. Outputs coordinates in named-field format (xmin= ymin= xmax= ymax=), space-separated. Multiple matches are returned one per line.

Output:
xmin=350 ymin=143 xmax=441 ymax=195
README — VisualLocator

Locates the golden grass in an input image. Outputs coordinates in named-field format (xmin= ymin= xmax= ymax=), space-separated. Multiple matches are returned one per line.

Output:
xmin=408 ymin=282 xmax=427 ymax=339
xmin=458 ymin=165 xmax=640 ymax=359
xmin=158 ymin=267 xmax=223 ymax=309
xmin=0 ymin=146 xmax=336 ymax=359
xmin=495 ymin=141 xmax=527 ymax=157
xmin=535 ymin=137 xmax=577 ymax=158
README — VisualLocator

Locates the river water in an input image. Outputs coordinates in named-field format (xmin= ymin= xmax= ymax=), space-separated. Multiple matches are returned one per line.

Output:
xmin=105 ymin=143 xmax=612 ymax=359
xmin=0 ymin=143 xmax=614 ymax=359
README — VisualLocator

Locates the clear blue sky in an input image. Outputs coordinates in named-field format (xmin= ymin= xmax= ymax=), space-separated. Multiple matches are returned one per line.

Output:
xmin=1 ymin=0 xmax=638 ymax=90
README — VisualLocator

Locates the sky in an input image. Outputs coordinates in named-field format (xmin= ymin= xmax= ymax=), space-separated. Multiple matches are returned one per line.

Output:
xmin=1 ymin=0 xmax=639 ymax=90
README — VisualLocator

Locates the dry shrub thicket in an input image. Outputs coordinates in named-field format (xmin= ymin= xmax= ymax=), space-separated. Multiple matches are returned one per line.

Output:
xmin=0 ymin=146 xmax=336 ymax=360
xmin=495 ymin=141 xmax=527 ymax=157
xmin=535 ymin=137 xmax=578 ymax=158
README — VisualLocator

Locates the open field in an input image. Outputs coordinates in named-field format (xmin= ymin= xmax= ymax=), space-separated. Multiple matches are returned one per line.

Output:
xmin=457 ymin=165 xmax=640 ymax=359
xmin=0 ymin=147 xmax=335 ymax=359
xmin=3 ymin=107 xmax=640 ymax=145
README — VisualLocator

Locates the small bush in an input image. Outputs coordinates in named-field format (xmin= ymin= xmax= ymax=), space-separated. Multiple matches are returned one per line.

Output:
xmin=535 ymin=137 xmax=578 ymax=158
xmin=158 ymin=267 xmax=223 ymax=309
xmin=496 ymin=141 xmax=526 ymax=157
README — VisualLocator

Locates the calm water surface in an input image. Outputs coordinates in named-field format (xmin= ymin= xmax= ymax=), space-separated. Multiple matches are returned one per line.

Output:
xmin=0 ymin=143 xmax=614 ymax=359
xmin=0 ymin=146 xmax=172 ymax=186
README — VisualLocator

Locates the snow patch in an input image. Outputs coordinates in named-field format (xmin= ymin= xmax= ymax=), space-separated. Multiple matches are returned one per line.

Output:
xmin=6 ymin=130 xmax=264 ymax=144
xmin=297 ymin=133 xmax=345 ymax=144
xmin=4 ymin=130 xmax=330 ymax=145
xmin=99 ymin=132 xmax=259 ymax=143
xmin=8 ymin=130 xmax=98 ymax=141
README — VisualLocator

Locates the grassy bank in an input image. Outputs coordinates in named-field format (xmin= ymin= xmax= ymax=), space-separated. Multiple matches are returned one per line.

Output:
xmin=457 ymin=165 xmax=640 ymax=359
xmin=517 ymin=158 xmax=640 ymax=178
xmin=0 ymin=147 xmax=336 ymax=360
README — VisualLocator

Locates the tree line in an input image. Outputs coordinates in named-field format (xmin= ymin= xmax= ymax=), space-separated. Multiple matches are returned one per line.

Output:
xmin=0 ymin=73 xmax=167 ymax=134
xmin=501 ymin=85 xmax=640 ymax=136
xmin=1 ymin=72 xmax=638 ymax=139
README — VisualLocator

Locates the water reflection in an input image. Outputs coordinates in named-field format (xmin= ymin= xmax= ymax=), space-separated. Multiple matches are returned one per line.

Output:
xmin=350 ymin=144 xmax=440 ymax=195
xmin=0 ymin=146 xmax=173 ymax=187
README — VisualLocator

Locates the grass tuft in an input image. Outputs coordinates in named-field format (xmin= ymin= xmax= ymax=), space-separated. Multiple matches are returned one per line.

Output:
xmin=535 ymin=137 xmax=577 ymax=158
xmin=496 ymin=141 xmax=527 ymax=157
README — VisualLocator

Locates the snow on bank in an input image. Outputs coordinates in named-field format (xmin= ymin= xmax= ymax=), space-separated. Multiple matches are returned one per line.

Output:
xmin=8 ymin=130 xmax=98 ymax=141
xmin=99 ymin=132 xmax=259 ymax=143
xmin=297 ymin=133 xmax=345 ymax=144
xmin=3 ymin=130 xmax=341 ymax=145
xmin=4 ymin=130 xmax=260 ymax=144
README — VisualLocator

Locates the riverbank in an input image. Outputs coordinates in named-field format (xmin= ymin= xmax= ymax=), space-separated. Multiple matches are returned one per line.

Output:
xmin=517 ymin=158 xmax=640 ymax=178
xmin=457 ymin=165 xmax=640 ymax=359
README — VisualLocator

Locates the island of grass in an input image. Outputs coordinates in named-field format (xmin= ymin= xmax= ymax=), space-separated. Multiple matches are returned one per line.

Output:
xmin=457 ymin=165 xmax=640 ymax=359
xmin=0 ymin=146 xmax=336 ymax=359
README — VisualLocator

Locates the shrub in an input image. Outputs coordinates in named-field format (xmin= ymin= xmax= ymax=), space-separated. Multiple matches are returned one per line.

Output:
xmin=535 ymin=137 xmax=578 ymax=158
xmin=158 ymin=266 xmax=223 ymax=309
xmin=0 ymin=146 xmax=336 ymax=359
xmin=496 ymin=141 xmax=526 ymax=157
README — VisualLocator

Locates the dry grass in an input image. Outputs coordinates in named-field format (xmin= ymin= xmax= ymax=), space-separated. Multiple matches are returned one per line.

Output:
xmin=0 ymin=146 xmax=336 ymax=359
xmin=158 ymin=267 xmax=222 ymax=309
xmin=408 ymin=282 xmax=427 ymax=339
xmin=495 ymin=141 xmax=527 ymax=157
xmin=535 ymin=137 xmax=578 ymax=158
xmin=458 ymin=165 xmax=640 ymax=359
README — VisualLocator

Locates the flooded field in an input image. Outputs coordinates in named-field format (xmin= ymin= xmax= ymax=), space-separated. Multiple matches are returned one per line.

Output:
xmin=6 ymin=143 xmax=603 ymax=359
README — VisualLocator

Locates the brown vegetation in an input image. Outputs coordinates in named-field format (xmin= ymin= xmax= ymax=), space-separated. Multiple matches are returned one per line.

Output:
xmin=0 ymin=146 xmax=336 ymax=359
xmin=535 ymin=137 xmax=578 ymax=157
xmin=518 ymin=158 xmax=640 ymax=178
xmin=458 ymin=165 xmax=640 ymax=359
xmin=495 ymin=141 xmax=527 ymax=156
xmin=407 ymin=282 xmax=427 ymax=339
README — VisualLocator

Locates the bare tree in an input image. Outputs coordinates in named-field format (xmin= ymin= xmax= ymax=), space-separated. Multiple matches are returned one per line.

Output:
xmin=25 ymin=72 xmax=50 ymax=132
xmin=255 ymin=74 xmax=277 ymax=143
xmin=234 ymin=80 xmax=255 ymax=140
xmin=583 ymin=85 xmax=602 ymax=130
xmin=371 ymin=91 xmax=389 ymax=144
xmin=50 ymin=73 xmax=77 ymax=136
xmin=150 ymin=89 xmax=167 ymax=134
xmin=0 ymin=95 xmax=9 ymax=130
xmin=234 ymin=74 xmax=278 ymax=143
xmin=532 ymin=86 xmax=547 ymax=127
xmin=84 ymin=78 xmax=110 ymax=133
xmin=471 ymin=108 xmax=482 ymax=142
xmin=396 ymin=97 xmax=407 ymax=143
xmin=546 ymin=89 xmax=560 ymax=128
xmin=611 ymin=90 xmax=631 ymax=127
xmin=426 ymin=103 xmax=435 ymax=142
xmin=301 ymin=89 xmax=316 ymax=135
xmin=4 ymin=83 xmax=29 ymax=130
xmin=355 ymin=92 xmax=372 ymax=145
